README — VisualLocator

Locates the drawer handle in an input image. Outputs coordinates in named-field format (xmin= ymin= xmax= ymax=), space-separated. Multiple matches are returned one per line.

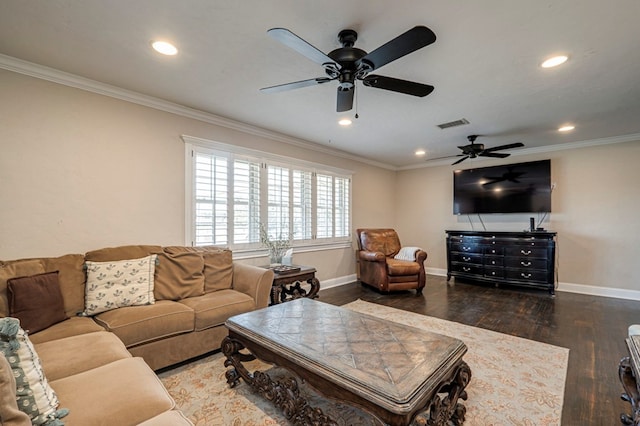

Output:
xmin=491 ymin=271 xmax=496 ymax=276
xmin=463 ymin=267 xmax=471 ymax=272
xmin=463 ymin=256 xmax=471 ymax=261
xmin=521 ymin=250 xmax=532 ymax=255
xmin=521 ymin=261 xmax=532 ymax=267
xmin=521 ymin=273 xmax=532 ymax=278
xmin=491 ymin=260 xmax=496 ymax=265
xmin=463 ymin=246 xmax=471 ymax=251
xmin=491 ymin=249 xmax=496 ymax=253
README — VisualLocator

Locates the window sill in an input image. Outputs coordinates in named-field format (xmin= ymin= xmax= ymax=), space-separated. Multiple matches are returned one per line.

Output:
xmin=231 ymin=240 xmax=353 ymax=261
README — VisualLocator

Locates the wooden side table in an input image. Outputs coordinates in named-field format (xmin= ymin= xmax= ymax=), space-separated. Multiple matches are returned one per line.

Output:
xmin=620 ymin=334 xmax=640 ymax=425
xmin=263 ymin=265 xmax=320 ymax=305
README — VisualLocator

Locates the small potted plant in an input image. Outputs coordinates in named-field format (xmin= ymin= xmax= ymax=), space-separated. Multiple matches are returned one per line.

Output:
xmin=259 ymin=223 xmax=291 ymax=266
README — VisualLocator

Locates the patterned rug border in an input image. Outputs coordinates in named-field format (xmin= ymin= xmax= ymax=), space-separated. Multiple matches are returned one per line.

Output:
xmin=159 ymin=300 xmax=569 ymax=426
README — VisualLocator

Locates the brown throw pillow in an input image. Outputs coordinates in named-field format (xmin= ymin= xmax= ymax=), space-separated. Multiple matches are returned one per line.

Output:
xmin=7 ymin=271 xmax=67 ymax=334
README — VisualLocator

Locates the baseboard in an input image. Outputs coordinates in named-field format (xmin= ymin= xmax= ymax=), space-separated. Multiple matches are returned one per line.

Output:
xmin=418 ymin=267 xmax=640 ymax=301
xmin=319 ymin=274 xmax=357 ymax=291
xmin=556 ymin=282 xmax=640 ymax=301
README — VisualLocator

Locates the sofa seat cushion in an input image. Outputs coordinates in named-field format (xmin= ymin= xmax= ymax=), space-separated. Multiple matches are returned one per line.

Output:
xmin=35 ymin=331 xmax=131 ymax=381
xmin=94 ymin=300 xmax=194 ymax=347
xmin=27 ymin=316 xmax=105 ymax=345
xmin=50 ymin=357 xmax=175 ymax=426
xmin=178 ymin=289 xmax=255 ymax=331
xmin=138 ymin=410 xmax=193 ymax=425
xmin=386 ymin=258 xmax=421 ymax=275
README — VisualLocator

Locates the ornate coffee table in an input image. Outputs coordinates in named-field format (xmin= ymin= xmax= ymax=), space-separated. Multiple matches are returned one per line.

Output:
xmin=222 ymin=299 xmax=471 ymax=425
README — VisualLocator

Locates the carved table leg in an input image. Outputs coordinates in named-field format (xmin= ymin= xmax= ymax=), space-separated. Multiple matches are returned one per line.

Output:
xmin=222 ymin=336 xmax=338 ymax=426
xmin=306 ymin=277 xmax=320 ymax=299
xmin=421 ymin=361 xmax=472 ymax=426
xmin=619 ymin=356 xmax=640 ymax=425
xmin=270 ymin=284 xmax=284 ymax=305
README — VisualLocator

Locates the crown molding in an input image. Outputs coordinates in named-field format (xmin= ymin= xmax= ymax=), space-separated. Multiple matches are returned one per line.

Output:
xmin=398 ymin=132 xmax=640 ymax=171
xmin=0 ymin=53 xmax=395 ymax=171
xmin=3 ymin=53 xmax=637 ymax=173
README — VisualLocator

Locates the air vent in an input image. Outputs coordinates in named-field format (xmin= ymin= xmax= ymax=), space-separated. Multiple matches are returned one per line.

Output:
xmin=437 ymin=118 xmax=470 ymax=129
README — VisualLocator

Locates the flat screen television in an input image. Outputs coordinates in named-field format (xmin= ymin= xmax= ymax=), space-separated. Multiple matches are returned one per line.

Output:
xmin=453 ymin=159 xmax=551 ymax=215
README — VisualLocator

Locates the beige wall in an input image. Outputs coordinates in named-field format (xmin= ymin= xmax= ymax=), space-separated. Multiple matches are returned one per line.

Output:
xmin=0 ymin=70 xmax=395 ymax=282
xmin=2 ymin=69 xmax=639 ymax=292
xmin=396 ymin=140 xmax=640 ymax=291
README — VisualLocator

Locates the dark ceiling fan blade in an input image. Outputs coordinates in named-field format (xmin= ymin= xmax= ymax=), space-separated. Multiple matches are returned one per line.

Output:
xmin=452 ymin=156 xmax=469 ymax=165
xmin=336 ymin=87 xmax=354 ymax=112
xmin=260 ymin=77 xmax=332 ymax=93
xmin=480 ymin=152 xmax=511 ymax=158
xmin=359 ymin=26 xmax=436 ymax=71
xmin=267 ymin=28 xmax=340 ymax=68
xmin=362 ymin=75 xmax=434 ymax=97
xmin=482 ymin=142 xmax=524 ymax=153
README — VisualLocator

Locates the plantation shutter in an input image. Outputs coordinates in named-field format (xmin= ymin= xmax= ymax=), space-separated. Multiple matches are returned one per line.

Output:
xmin=233 ymin=159 xmax=261 ymax=244
xmin=194 ymin=152 xmax=228 ymax=245
xmin=316 ymin=174 xmax=333 ymax=238
xmin=267 ymin=165 xmax=290 ymax=239
xmin=292 ymin=170 xmax=312 ymax=240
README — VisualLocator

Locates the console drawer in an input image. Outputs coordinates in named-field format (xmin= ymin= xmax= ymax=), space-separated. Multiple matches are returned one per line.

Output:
xmin=505 ymin=269 xmax=548 ymax=282
xmin=504 ymin=257 xmax=548 ymax=269
xmin=505 ymin=247 xmax=548 ymax=258
xmin=451 ymin=243 xmax=482 ymax=254
xmin=451 ymin=263 xmax=483 ymax=275
xmin=484 ymin=246 xmax=504 ymax=255
xmin=451 ymin=253 xmax=483 ymax=264
xmin=484 ymin=267 xmax=504 ymax=279
xmin=484 ymin=256 xmax=503 ymax=267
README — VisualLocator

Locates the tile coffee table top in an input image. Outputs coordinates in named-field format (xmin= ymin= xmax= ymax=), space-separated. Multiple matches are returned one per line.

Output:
xmin=226 ymin=298 xmax=467 ymax=405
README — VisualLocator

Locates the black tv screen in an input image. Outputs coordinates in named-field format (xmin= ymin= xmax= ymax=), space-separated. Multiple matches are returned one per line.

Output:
xmin=453 ymin=159 xmax=551 ymax=215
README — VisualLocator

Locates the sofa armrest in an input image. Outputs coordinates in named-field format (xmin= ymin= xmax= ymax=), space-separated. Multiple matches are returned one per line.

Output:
xmin=232 ymin=263 xmax=274 ymax=309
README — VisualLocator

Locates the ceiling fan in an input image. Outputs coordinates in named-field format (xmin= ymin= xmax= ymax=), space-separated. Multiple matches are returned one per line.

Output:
xmin=261 ymin=26 xmax=436 ymax=112
xmin=449 ymin=135 xmax=524 ymax=165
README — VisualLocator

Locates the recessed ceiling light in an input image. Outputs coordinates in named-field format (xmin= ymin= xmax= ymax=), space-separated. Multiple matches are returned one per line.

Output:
xmin=338 ymin=119 xmax=352 ymax=126
xmin=415 ymin=149 xmax=426 ymax=156
xmin=541 ymin=55 xmax=568 ymax=68
xmin=558 ymin=125 xmax=575 ymax=132
xmin=152 ymin=41 xmax=178 ymax=56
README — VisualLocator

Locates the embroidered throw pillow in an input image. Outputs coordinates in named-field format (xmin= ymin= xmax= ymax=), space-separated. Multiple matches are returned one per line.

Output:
xmin=83 ymin=254 xmax=157 ymax=316
xmin=0 ymin=317 xmax=68 ymax=425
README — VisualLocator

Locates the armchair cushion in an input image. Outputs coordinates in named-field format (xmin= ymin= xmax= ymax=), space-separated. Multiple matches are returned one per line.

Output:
xmin=386 ymin=258 xmax=422 ymax=275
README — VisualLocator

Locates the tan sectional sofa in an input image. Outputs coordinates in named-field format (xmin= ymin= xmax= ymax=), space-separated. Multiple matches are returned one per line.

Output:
xmin=0 ymin=244 xmax=274 ymax=425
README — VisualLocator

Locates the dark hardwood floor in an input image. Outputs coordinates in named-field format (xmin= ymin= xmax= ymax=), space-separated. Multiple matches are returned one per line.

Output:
xmin=318 ymin=275 xmax=640 ymax=426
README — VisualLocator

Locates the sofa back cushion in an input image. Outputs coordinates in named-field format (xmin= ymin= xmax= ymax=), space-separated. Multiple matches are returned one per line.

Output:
xmin=0 ymin=260 xmax=45 ymax=318
xmin=154 ymin=252 xmax=205 ymax=300
xmin=7 ymin=271 xmax=67 ymax=334
xmin=41 ymin=254 xmax=86 ymax=317
xmin=85 ymin=245 xmax=163 ymax=262
xmin=163 ymin=246 xmax=233 ymax=293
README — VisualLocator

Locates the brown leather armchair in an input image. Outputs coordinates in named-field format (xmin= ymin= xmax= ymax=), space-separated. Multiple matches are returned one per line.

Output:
xmin=356 ymin=228 xmax=427 ymax=294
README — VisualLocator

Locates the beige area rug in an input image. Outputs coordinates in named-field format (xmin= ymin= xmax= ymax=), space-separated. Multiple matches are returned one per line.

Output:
xmin=158 ymin=300 xmax=569 ymax=425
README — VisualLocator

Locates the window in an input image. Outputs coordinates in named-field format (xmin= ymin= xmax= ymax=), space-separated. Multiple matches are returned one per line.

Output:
xmin=185 ymin=138 xmax=352 ymax=255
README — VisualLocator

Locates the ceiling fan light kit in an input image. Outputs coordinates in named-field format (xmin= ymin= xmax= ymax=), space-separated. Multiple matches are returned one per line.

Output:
xmin=261 ymin=25 xmax=436 ymax=112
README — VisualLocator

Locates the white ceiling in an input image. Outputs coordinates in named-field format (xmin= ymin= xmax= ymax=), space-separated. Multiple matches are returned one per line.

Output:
xmin=2 ymin=0 xmax=640 ymax=168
